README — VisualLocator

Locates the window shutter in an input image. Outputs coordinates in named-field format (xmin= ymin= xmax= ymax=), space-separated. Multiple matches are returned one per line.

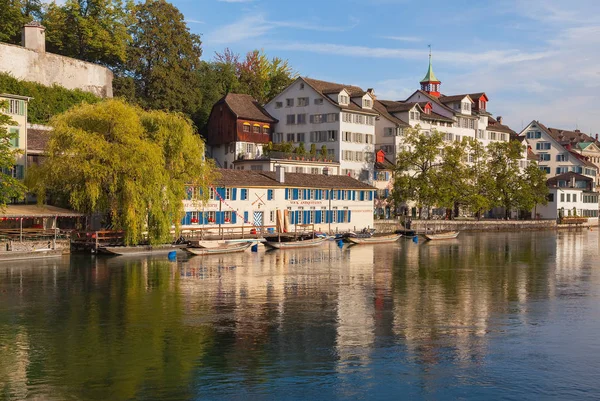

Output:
xmin=337 ymin=210 xmax=343 ymax=223
xmin=185 ymin=212 xmax=192 ymax=225
xmin=268 ymin=189 xmax=273 ymax=200
xmin=231 ymin=213 xmax=237 ymax=224
xmin=19 ymin=100 xmax=25 ymax=116
xmin=293 ymin=189 xmax=299 ymax=200
xmin=198 ymin=212 xmax=204 ymax=225
xmin=295 ymin=211 xmax=300 ymax=224
xmin=315 ymin=211 xmax=322 ymax=224
xmin=347 ymin=210 xmax=351 ymax=222
xmin=360 ymin=191 xmax=365 ymax=201
xmin=232 ymin=188 xmax=237 ymax=200
xmin=244 ymin=211 xmax=249 ymax=223
xmin=304 ymin=211 xmax=310 ymax=224
xmin=384 ymin=189 xmax=389 ymax=198
xmin=285 ymin=189 xmax=289 ymax=200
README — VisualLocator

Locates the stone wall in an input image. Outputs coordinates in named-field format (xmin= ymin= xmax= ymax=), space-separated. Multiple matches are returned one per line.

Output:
xmin=374 ymin=219 xmax=565 ymax=233
xmin=0 ymin=43 xmax=113 ymax=98
xmin=0 ymin=239 xmax=70 ymax=252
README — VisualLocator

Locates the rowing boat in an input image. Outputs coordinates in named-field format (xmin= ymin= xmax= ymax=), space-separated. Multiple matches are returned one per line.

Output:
xmin=347 ymin=234 xmax=402 ymax=244
xmin=424 ymin=231 xmax=460 ymax=240
xmin=264 ymin=237 xmax=326 ymax=250
xmin=99 ymin=244 xmax=183 ymax=255
xmin=183 ymin=242 xmax=252 ymax=256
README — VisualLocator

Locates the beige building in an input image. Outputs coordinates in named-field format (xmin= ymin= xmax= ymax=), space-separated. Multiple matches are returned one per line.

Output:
xmin=1 ymin=93 xmax=31 ymax=179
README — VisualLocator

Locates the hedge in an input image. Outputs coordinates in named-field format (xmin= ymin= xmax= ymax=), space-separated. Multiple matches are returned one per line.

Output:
xmin=0 ymin=73 xmax=101 ymax=124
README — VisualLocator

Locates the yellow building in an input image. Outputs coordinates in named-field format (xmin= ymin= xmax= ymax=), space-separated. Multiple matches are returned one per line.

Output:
xmin=1 ymin=93 xmax=31 ymax=179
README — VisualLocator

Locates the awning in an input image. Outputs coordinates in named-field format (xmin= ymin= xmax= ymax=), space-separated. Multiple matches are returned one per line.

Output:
xmin=253 ymin=124 xmax=261 ymax=127
xmin=243 ymin=122 xmax=251 ymax=126
xmin=263 ymin=125 xmax=270 ymax=128
xmin=1 ymin=205 xmax=83 ymax=218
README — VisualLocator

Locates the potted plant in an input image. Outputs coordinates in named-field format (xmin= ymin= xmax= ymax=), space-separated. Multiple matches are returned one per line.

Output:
xmin=282 ymin=141 xmax=294 ymax=159
xmin=310 ymin=143 xmax=317 ymax=160
xmin=297 ymin=142 xmax=306 ymax=160
xmin=320 ymin=145 xmax=328 ymax=160
xmin=263 ymin=141 xmax=274 ymax=157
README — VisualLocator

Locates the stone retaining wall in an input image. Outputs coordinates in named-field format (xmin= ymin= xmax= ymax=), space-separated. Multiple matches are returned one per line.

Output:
xmin=0 ymin=239 xmax=70 ymax=253
xmin=374 ymin=219 xmax=569 ymax=233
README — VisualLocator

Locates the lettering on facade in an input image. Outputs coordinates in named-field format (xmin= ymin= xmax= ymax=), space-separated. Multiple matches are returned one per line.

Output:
xmin=289 ymin=201 xmax=325 ymax=206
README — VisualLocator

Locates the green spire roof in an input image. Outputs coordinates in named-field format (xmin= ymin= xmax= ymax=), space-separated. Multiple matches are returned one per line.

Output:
xmin=420 ymin=57 xmax=440 ymax=83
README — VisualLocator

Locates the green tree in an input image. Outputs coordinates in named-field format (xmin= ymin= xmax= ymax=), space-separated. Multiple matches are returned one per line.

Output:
xmin=517 ymin=161 xmax=548 ymax=218
xmin=487 ymin=140 xmax=525 ymax=219
xmin=0 ymin=0 xmax=43 ymax=43
xmin=0 ymin=100 xmax=27 ymax=208
xmin=120 ymin=0 xmax=202 ymax=117
xmin=32 ymin=99 xmax=215 ymax=245
xmin=42 ymin=0 xmax=132 ymax=66
xmin=436 ymin=138 xmax=468 ymax=218
xmin=463 ymin=138 xmax=494 ymax=219
xmin=393 ymin=127 xmax=445 ymax=218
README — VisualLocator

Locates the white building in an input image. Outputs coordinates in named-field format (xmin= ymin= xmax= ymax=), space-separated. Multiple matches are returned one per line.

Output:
xmin=264 ymin=77 xmax=378 ymax=181
xmin=535 ymin=172 xmax=599 ymax=221
xmin=519 ymin=121 xmax=597 ymax=182
xmin=182 ymin=168 xmax=375 ymax=233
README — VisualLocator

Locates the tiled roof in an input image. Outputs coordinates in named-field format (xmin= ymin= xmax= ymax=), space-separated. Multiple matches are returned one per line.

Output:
xmin=420 ymin=111 xmax=455 ymax=123
xmin=487 ymin=116 xmax=516 ymax=135
xmin=546 ymin=127 xmax=600 ymax=146
xmin=384 ymin=101 xmax=421 ymax=113
xmin=302 ymin=77 xmax=377 ymax=115
xmin=372 ymin=100 xmax=409 ymax=127
xmin=569 ymin=151 xmax=597 ymax=168
xmin=410 ymin=90 xmax=456 ymax=114
xmin=27 ymin=124 xmax=52 ymax=154
xmin=547 ymin=172 xmax=593 ymax=186
xmin=374 ymin=157 xmax=395 ymax=170
xmin=213 ymin=169 xmax=375 ymax=189
xmin=527 ymin=148 xmax=539 ymax=161
xmin=222 ymin=93 xmax=277 ymax=123
xmin=438 ymin=94 xmax=472 ymax=104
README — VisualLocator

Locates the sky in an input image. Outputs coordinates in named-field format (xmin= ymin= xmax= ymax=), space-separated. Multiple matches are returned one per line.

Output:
xmin=179 ymin=0 xmax=598 ymax=133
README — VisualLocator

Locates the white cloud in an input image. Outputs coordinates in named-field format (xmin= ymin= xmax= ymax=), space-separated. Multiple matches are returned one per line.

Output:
xmin=379 ymin=35 xmax=422 ymax=42
xmin=185 ymin=19 xmax=204 ymax=24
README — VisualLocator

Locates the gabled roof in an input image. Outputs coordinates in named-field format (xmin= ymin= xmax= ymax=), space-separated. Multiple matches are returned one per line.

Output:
xmin=438 ymin=94 xmax=473 ymax=104
xmin=374 ymin=156 xmax=396 ymax=170
xmin=27 ymin=124 xmax=52 ymax=154
xmin=221 ymin=93 xmax=277 ymax=123
xmin=385 ymin=101 xmax=422 ymax=113
xmin=406 ymin=90 xmax=456 ymax=114
xmin=547 ymin=172 xmax=593 ymax=186
xmin=569 ymin=151 xmax=597 ymax=169
xmin=420 ymin=111 xmax=455 ymax=123
xmin=420 ymin=59 xmax=440 ymax=83
xmin=469 ymin=92 xmax=488 ymax=102
xmin=546 ymin=127 xmax=600 ymax=147
xmin=302 ymin=77 xmax=377 ymax=115
xmin=372 ymin=100 xmax=409 ymax=127
xmin=213 ymin=169 xmax=375 ymax=190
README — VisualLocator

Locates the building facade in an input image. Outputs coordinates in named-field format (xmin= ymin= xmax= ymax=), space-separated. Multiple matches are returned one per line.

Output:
xmin=1 ymin=93 xmax=30 ymax=180
xmin=181 ymin=168 xmax=375 ymax=233
xmin=264 ymin=77 xmax=377 ymax=181
xmin=536 ymin=172 xmax=599 ymax=220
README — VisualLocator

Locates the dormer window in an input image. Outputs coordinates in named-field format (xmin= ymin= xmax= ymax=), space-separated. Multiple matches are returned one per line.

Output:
xmin=363 ymin=98 xmax=372 ymax=108
xmin=462 ymin=102 xmax=471 ymax=112
xmin=339 ymin=95 xmax=349 ymax=105
xmin=479 ymin=100 xmax=486 ymax=110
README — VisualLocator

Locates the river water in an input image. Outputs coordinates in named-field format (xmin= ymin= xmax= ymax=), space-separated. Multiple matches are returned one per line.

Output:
xmin=1 ymin=231 xmax=599 ymax=400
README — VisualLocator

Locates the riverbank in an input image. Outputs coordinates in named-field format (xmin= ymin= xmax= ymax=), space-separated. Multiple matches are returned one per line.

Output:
xmin=0 ymin=239 xmax=70 ymax=261
xmin=374 ymin=218 xmax=598 ymax=233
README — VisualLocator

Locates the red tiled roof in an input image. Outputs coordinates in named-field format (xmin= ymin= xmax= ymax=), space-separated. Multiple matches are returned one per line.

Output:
xmin=222 ymin=93 xmax=277 ymax=123
xmin=372 ymin=100 xmax=409 ymax=127
xmin=213 ymin=169 xmax=375 ymax=189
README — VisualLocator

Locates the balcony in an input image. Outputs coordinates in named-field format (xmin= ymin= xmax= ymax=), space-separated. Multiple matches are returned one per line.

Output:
xmin=236 ymin=151 xmax=337 ymax=163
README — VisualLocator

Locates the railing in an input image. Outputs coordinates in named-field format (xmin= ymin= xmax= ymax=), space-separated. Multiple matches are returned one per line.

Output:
xmin=237 ymin=151 xmax=337 ymax=163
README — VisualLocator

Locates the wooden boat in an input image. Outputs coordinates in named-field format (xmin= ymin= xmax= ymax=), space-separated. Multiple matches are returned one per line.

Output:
xmin=183 ymin=242 xmax=252 ymax=256
xmin=264 ymin=236 xmax=326 ymax=250
xmin=347 ymin=234 xmax=402 ymax=245
xmin=424 ymin=231 xmax=460 ymax=240
xmin=98 ymin=244 xmax=183 ymax=255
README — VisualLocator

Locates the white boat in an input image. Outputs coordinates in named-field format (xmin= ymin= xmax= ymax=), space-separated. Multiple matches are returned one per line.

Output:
xmin=264 ymin=237 xmax=326 ymax=250
xmin=347 ymin=234 xmax=402 ymax=244
xmin=99 ymin=244 xmax=183 ymax=255
xmin=424 ymin=231 xmax=460 ymax=240
xmin=183 ymin=242 xmax=252 ymax=256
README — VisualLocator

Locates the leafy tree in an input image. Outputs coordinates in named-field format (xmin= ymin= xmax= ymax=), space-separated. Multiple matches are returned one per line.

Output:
xmin=119 ymin=0 xmax=202 ymax=117
xmin=31 ymin=99 xmax=215 ymax=245
xmin=487 ymin=140 xmax=525 ymax=218
xmin=517 ymin=161 xmax=548 ymax=218
xmin=0 ymin=0 xmax=43 ymax=44
xmin=393 ymin=127 xmax=445 ymax=218
xmin=463 ymin=138 xmax=494 ymax=219
xmin=0 ymin=101 xmax=27 ymax=208
xmin=436 ymin=138 xmax=468 ymax=218
xmin=42 ymin=0 xmax=132 ymax=66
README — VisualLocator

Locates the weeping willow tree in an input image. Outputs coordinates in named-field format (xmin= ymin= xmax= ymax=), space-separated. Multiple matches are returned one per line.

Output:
xmin=32 ymin=99 xmax=215 ymax=245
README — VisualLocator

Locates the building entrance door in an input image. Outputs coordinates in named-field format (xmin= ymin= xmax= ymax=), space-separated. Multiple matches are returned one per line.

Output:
xmin=253 ymin=211 xmax=264 ymax=231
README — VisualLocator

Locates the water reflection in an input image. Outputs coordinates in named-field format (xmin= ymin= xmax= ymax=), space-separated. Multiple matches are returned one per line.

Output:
xmin=0 ymin=231 xmax=599 ymax=400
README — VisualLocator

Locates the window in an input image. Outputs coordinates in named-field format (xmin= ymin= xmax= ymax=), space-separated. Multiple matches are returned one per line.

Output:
xmin=479 ymin=100 xmax=486 ymax=110
xmin=567 ymin=194 xmax=571 ymax=202
xmin=297 ymin=114 xmax=306 ymax=124
xmin=275 ymin=101 xmax=283 ymax=109
xmin=353 ymin=114 xmax=365 ymax=124
xmin=477 ymin=129 xmax=485 ymax=139
xmin=468 ymin=119 xmax=475 ymax=129
xmin=536 ymin=142 xmax=551 ymax=150
xmin=243 ymin=124 xmax=250 ymax=132
xmin=286 ymin=98 xmax=294 ymax=107
xmin=366 ymin=134 xmax=373 ymax=144
xmin=295 ymin=167 xmax=304 ymax=173
xmin=462 ymin=102 xmax=471 ymax=112
xmin=547 ymin=193 xmax=554 ymax=202
xmin=297 ymin=97 xmax=309 ymax=107
xmin=7 ymin=99 xmax=24 ymax=115
xmin=311 ymin=114 xmax=323 ymax=124
xmin=540 ymin=153 xmax=551 ymax=161
xmin=342 ymin=131 xmax=352 ymax=141
xmin=540 ymin=166 xmax=551 ymax=174
xmin=314 ymin=98 xmax=323 ymax=105
xmin=354 ymin=133 xmax=364 ymax=143
xmin=339 ymin=95 xmax=349 ymax=104
xmin=253 ymin=125 xmax=260 ymax=133
xmin=286 ymin=114 xmax=296 ymax=125
xmin=363 ymin=99 xmax=372 ymax=108
xmin=384 ymin=127 xmax=394 ymax=137
xmin=273 ymin=133 xmax=283 ymax=143
xmin=297 ymin=133 xmax=305 ymax=142
xmin=309 ymin=130 xmax=337 ymax=142
xmin=251 ymin=165 xmax=263 ymax=171
xmin=270 ymin=211 xmax=276 ymax=222
xmin=300 ymin=83 xmax=305 ymax=90
xmin=246 ymin=143 xmax=254 ymax=154
xmin=287 ymin=133 xmax=295 ymax=142
xmin=8 ymin=128 xmax=19 ymax=147
xmin=366 ymin=116 xmax=375 ymax=125
xmin=560 ymin=193 xmax=565 ymax=202
xmin=556 ymin=154 xmax=567 ymax=162
xmin=342 ymin=112 xmax=352 ymax=123
xmin=573 ymin=194 xmax=577 ymax=203
xmin=556 ymin=166 xmax=569 ymax=174
xmin=380 ymin=145 xmax=393 ymax=154
xmin=500 ymin=133 xmax=507 ymax=141
xmin=410 ymin=111 xmax=415 ymax=120
xmin=311 ymin=167 xmax=319 ymax=174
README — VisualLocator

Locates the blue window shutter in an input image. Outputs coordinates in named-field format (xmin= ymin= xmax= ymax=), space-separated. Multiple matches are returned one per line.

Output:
xmin=337 ymin=210 xmax=343 ymax=222
xmin=303 ymin=211 xmax=309 ymax=223
xmin=198 ymin=213 xmax=204 ymax=225
xmin=268 ymin=189 xmax=273 ymax=200
xmin=385 ymin=172 xmax=390 ymax=181
xmin=385 ymin=189 xmax=389 ymax=198
xmin=352 ymin=191 xmax=356 ymax=201
xmin=290 ymin=211 xmax=295 ymax=225
xmin=295 ymin=211 xmax=300 ymax=224
xmin=304 ymin=189 xmax=309 ymax=199
xmin=244 ymin=211 xmax=249 ymax=223
xmin=232 ymin=188 xmax=237 ymax=200
xmin=360 ymin=191 xmax=365 ymax=201
xmin=293 ymin=189 xmax=299 ymax=200
xmin=325 ymin=190 xmax=329 ymax=200
xmin=324 ymin=211 xmax=329 ymax=223
xmin=347 ymin=210 xmax=352 ymax=222
xmin=373 ymin=171 xmax=377 ymax=180
xmin=181 ymin=215 xmax=186 ymax=226
xmin=217 ymin=187 xmax=225 ymax=199
xmin=337 ymin=190 xmax=341 ymax=199
xmin=285 ymin=189 xmax=289 ymax=200
xmin=315 ymin=211 xmax=322 ymax=224
xmin=231 ymin=213 xmax=237 ymax=224
xmin=215 ymin=212 xmax=222 ymax=224
xmin=185 ymin=212 xmax=192 ymax=225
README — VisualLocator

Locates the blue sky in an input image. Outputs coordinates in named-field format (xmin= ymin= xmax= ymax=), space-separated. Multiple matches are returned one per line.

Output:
xmin=175 ymin=0 xmax=600 ymax=134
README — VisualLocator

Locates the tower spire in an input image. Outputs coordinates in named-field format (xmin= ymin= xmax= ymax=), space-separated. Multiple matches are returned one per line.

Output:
xmin=420 ymin=45 xmax=441 ymax=97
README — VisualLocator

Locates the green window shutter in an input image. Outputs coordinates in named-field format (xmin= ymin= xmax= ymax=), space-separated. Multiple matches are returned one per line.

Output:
xmin=9 ymin=128 xmax=19 ymax=147
xmin=20 ymin=100 xmax=25 ymax=116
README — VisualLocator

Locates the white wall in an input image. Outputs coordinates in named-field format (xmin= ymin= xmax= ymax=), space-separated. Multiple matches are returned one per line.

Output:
xmin=536 ymin=188 xmax=599 ymax=219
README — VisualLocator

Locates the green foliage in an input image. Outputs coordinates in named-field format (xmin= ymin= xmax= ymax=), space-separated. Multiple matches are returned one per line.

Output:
xmin=119 ymin=0 xmax=202 ymax=117
xmin=320 ymin=145 xmax=328 ymax=158
xmin=31 ymin=99 xmax=215 ymax=245
xmin=517 ymin=161 xmax=549 ymax=213
xmin=0 ymin=0 xmax=42 ymax=43
xmin=0 ymin=100 xmax=27 ymax=208
xmin=296 ymin=142 xmax=306 ymax=156
xmin=0 ymin=73 xmax=101 ymax=124
xmin=487 ymin=141 xmax=525 ymax=218
xmin=309 ymin=143 xmax=317 ymax=156
xmin=463 ymin=138 xmax=494 ymax=218
xmin=43 ymin=0 xmax=133 ymax=66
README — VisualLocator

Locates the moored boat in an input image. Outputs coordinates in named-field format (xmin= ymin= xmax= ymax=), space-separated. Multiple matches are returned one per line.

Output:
xmin=424 ymin=231 xmax=460 ymax=240
xmin=183 ymin=242 xmax=252 ymax=256
xmin=347 ymin=234 xmax=402 ymax=244
xmin=98 ymin=244 xmax=184 ymax=256
xmin=264 ymin=236 xmax=326 ymax=250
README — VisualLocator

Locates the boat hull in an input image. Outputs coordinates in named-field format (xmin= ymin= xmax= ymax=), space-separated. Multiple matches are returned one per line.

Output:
xmin=264 ymin=237 xmax=326 ymax=249
xmin=99 ymin=245 xmax=183 ymax=255
xmin=424 ymin=231 xmax=460 ymax=240
xmin=183 ymin=242 xmax=252 ymax=256
xmin=347 ymin=234 xmax=402 ymax=244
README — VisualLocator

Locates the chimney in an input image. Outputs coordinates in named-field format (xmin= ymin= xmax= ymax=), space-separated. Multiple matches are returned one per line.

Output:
xmin=497 ymin=116 xmax=503 ymax=124
xmin=367 ymin=88 xmax=376 ymax=98
xmin=275 ymin=165 xmax=285 ymax=183
xmin=571 ymin=176 xmax=576 ymax=187
xmin=22 ymin=21 xmax=45 ymax=53
xmin=575 ymin=129 xmax=581 ymax=133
